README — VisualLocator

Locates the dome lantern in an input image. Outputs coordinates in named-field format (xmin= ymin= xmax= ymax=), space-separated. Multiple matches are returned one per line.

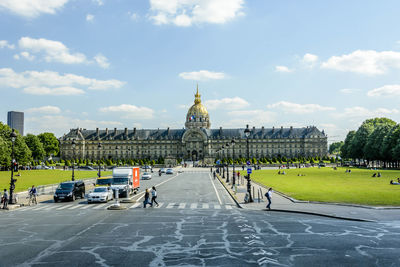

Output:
xmin=185 ymin=85 xmax=210 ymax=129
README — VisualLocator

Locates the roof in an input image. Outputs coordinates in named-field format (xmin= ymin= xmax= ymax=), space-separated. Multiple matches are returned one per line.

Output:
xmin=60 ymin=126 xmax=326 ymax=141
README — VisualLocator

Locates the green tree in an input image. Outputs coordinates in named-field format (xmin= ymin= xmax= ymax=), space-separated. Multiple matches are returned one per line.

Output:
xmin=38 ymin=132 xmax=59 ymax=157
xmin=0 ymin=136 xmax=11 ymax=167
xmin=364 ymin=123 xmax=395 ymax=162
xmin=329 ymin=141 xmax=344 ymax=154
xmin=24 ymin=134 xmax=45 ymax=160
xmin=381 ymin=124 xmax=400 ymax=163
xmin=341 ymin=131 xmax=356 ymax=159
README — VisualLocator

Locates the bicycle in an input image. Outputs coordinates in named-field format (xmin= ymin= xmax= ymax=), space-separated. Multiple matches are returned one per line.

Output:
xmin=27 ymin=192 xmax=37 ymax=206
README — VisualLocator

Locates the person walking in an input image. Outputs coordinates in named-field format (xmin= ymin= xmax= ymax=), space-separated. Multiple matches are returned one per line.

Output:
xmin=151 ymin=186 xmax=159 ymax=207
xmin=2 ymin=189 xmax=9 ymax=209
xmin=143 ymin=189 xmax=152 ymax=208
xmin=29 ymin=185 xmax=38 ymax=205
xmin=265 ymin=188 xmax=273 ymax=210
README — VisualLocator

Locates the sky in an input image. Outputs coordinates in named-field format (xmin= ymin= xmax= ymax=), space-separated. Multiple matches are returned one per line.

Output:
xmin=1 ymin=0 xmax=400 ymax=143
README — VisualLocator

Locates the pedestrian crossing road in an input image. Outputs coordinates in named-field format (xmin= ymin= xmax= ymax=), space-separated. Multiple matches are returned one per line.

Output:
xmin=15 ymin=202 xmax=236 ymax=212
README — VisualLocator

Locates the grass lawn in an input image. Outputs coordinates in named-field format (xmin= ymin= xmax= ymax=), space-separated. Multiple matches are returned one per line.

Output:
xmin=0 ymin=170 xmax=112 ymax=193
xmin=241 ymin=167 xmax=400 ymax=206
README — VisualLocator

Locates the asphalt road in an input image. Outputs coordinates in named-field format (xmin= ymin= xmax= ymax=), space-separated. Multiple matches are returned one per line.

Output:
xmin=0 ymin=170 xmax=399 ymax=266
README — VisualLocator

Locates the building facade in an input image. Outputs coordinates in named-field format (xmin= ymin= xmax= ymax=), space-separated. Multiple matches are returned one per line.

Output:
xmin=59 ymin=88 xmax=328 ymax=165
xmin=7 ymin=111 xmax=24 ymax=136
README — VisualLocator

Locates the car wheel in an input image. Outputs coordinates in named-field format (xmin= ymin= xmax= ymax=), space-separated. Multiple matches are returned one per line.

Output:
xmin=54 ymin=198 xmax=58 ymax=203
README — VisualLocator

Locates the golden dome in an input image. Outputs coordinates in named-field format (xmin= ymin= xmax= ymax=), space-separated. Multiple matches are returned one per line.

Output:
xmin=185 ymin=85 xmax=210 ymax=129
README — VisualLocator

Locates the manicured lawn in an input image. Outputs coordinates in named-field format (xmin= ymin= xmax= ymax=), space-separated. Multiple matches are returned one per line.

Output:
xmin=241 ymin=167 xmax=400 ymax=206
xmin=0 ymin=170 xmax=112 ymax=193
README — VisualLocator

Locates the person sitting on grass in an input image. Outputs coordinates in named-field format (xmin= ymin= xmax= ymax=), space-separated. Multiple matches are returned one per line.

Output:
xmin=390 ymin=180 xmax=400 ymax=185
xmin=377 ymin=172 xmax=381 ymax=177
xmin=372 ymin=173 xmax=377 ymax=177
xmin=278 ymin=170 xmax=281 ymax=175
xmin=397 ymin=178 xmax=400 ymax=183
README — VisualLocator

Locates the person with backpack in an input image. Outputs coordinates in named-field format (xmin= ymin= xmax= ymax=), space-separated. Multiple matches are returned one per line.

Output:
xmin=143 ymin=189 xmax=152 ymax=208
xmin=265 ymin=188 xmax=273 ymax=210
xmin=151 ymin=186 xmax=159 ymax=207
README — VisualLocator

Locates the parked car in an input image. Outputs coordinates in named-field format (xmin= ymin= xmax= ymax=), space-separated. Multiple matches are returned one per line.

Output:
xmin=166 ymin=168 xmax=174 ymax=175
xmin=160 ymin=168 xmax=166 ymax=173
xmin=80 ymin=166 xmax=94 ymax=170
xmin=141 ymin=172 xmax=152 ymax=180
xmin=87 ymin=186 xmax=113 ymax=203
xmin=54 ymin=180 xmax=85 ymax=202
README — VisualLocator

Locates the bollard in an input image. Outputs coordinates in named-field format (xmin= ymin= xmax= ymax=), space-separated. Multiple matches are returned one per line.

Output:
xmin=252 ymin=186 xmax=255 ymax=201
xmin=258 ymin=190 xmax=260 ymax=203
xmin=260 ymin=188 xmax=263 ymax=199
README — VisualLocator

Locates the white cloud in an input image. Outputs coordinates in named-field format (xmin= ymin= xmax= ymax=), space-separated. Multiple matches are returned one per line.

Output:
xmin=94 ymin=54 xmax=110 ymax=69
xmin=93 ymin=0 xmax=103 ymax=6
xmin=149 ymin=0 xmax=244 ymax=26
xmin=339 ymin=88 xmax=360 ymax=94
xmin=367 ymin=84 xmax=400 ymax=97
xmin=267 ymin=101 xmax=336 ymax=114
xmin=223 ymin=109 xmax=277 ymax=127
xmin=205 ymin=97 xmax=249 ymax=110
xmin=99 ymin=104 xmax=154 ymax=119
xmin=0 ymin=68 xmax=125 ymax=94
xmin=128 ymin=11 xmax=138 ymax=20
xmin=0 ymin=40 xmax=15 ymax=49
xmin=23 ymin=86 xmax=85 ymax=96
xmin=14 ymin=51 xmax=35 ymax=61
xmin=275 ymin=66 xmax=292 ymax=73
xmin=340 ymin=106 xmax=399 ymax=118
xmin=86 ymin=14 xmax=94 ymax=22
xmin=0 ymin=0 xmax=69 ymax=18
xmin=302 ymin=53 xmax=318 ymax=67
xmin=26 ymin=105 xmax=61 ymax=114
xmin=18 ymin=37 xmax=87 ymax=64
xmin=321 ymin=50 xmax=400 ymax=75
xmin=26 ymin=115 xmax=122 ymax=136
xmin=179 ymin=70 xmax=226 ymax=80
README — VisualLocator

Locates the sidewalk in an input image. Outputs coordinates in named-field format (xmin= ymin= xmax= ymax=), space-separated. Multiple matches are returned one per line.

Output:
xmin=216 ymin=173 xmax=400 ymax=222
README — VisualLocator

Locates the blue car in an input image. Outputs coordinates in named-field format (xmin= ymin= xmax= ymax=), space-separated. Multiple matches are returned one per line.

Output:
xmin=166 ymin=168 xmax=174 ymax=174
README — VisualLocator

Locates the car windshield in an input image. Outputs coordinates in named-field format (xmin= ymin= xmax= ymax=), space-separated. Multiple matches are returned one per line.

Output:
xmin=112 ymin=177 xmax=129 ymax=185
xmin=167 ymin=169 xmax=172 ymax=171
xmin=57 ymin=183 xmax=73 ymax=190
xmin=93 ymin=188 xmax=107 ymax=192
xmin=96 ymin=178 xmax=112 ymax=185
xmin=143 ymin=172 xmax=149 ymax=175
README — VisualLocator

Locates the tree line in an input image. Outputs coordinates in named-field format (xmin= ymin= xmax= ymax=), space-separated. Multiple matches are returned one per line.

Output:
xmin=0 ymin=122 xmax=59 ymax=169
xmin=337 ymin=117 xmax=400 ymax=167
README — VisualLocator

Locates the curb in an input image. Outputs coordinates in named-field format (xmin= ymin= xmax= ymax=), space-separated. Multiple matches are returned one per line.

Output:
xmin=215 ymin=174 xmax=242 ymax=209
xmin=261 ymin=209 xmax=375 ymax=222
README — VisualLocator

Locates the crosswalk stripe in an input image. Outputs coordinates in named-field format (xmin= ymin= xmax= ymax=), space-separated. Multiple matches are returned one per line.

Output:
xmin=190 ymin=203 xmax=197 ymax=209
xmin=92 ymin=203 xmax=107 ymax=209
xmin=225 ymin=205 xmax=233 ymax=209
xmin=178 ymin=203 xmax=186 ymax=209
xmin=67 ymin=205 xmax=81 ymax=210
xmin=129 ymin=203 xmax=141 ymax=209
xmin=79 ymin=204 xmax=92 ymax=209
xmin=55 ymin=204 xmax=74 ymax=210
xmin=43 ymin=205 xmax=55 ymax=211
xmin=155 ymin=202 xmax=164 ymax=208
xmin=31 ymin=205 xmax=50 ymax=211
xmin=202 ymin=203 xmax=209 ymax=209
xmin=166 ymin=203 xmax=175 ymax=209
xmin=214 ymin=204 xmax=221 ymax=209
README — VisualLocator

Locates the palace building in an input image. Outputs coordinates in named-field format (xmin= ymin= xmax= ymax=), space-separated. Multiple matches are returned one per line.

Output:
xmin=59 ymin=87 xmax=328 ymax=165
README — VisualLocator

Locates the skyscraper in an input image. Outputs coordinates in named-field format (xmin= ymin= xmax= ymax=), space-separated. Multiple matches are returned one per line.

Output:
xmin=7 ymin=111 xmax=24 ymax=136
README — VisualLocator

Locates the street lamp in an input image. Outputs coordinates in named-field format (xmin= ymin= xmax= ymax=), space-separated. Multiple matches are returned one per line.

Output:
xmin=222 ymin=145 xmax=225 ymax=178
xmin=225 ymin=142 xmax=230 ymax=183
xmin=97 ymin=143 xmax=102 ymax=178
xmin=9 ymin=129 xmax=17 ymax=204
xmin=231 ymin=139 xmax=236 ymax=188
xmin=72 ymin=139 xmax=76 ymax=181
xmin=244 ymin=124 xmax=253 ymax=202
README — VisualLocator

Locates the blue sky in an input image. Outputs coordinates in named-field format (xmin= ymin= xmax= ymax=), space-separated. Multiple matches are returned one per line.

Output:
xmin=1 ymin=0 xmax=400 ymax=142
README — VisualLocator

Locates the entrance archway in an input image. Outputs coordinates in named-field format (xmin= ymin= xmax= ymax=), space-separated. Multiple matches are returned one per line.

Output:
xmin=192 ymin=150 xmax=198 ymax=161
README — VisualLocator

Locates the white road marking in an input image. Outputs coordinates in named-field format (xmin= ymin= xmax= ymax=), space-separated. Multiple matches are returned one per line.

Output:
xmin=155 ymin=202 xmax=164 ymax=208
xmin=225 ymin=205 xmax=233 ymax=209
xmin=129 ymin=203 xmax=141 ymax=209
xmin=67 ymin=205 xmax=81 ymax=210
xmin=92 ymin=203 xmax=107 ymax=210
xmin=190 ymin=203 xmax=197 ymax=209
xmin=214 ymin=204 xmax=221 ymax=209
xmin=79 ymin=204 xmax=92 ymax=209
xmin=166 ymin=203 xmax=175 ymax=209
xmin=30 ymin=205 xmax=48 ymax=211
xmin=55 ymin=204 xmax=74 ymax=210
xmin=135 ymin=173 xmax=182 ymax=201
xmin=202 ymin=203 xmax=209 ymax=209
xmin=209 ymin=173 xmax=222 ymax=205
xmin=178 ymin=203 xmax=186 ymax=209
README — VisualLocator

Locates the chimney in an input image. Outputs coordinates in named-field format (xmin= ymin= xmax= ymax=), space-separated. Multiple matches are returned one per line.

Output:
xmin=167 ymin=127 xmax=170 ymax=135
xmin=133 ymin=127 xmax=136 ymax=136
xmin=105 ymin=128 xmax=108 ymax=135
xmin=124 ymin=127 xmax=128 ymax=136
xmin=96 ymin=128 xmax=99 ymax=136
xmin=219 ymin=127 xmax=222 ymax=136
xmin=262 ymin=126 xmax=264 ymax=133
xmin=290 ymin=126 xmax=293 ymax=131
xmin=114 ymin=128 xmax=117 ymax=136
xmin=272 ymin=126 xmax=275 ymax=133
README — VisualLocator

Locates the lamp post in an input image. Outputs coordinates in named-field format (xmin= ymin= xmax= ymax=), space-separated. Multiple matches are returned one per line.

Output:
xmin=72 ymin=139 xmax=76 ymax=181
xmin=231 ymin=139 xmax=235 ymax=188
xmin=222 ymin=145 xmax=225 ymax=178
xmin=225 ymin=142 xmax=230 ymax=183
xmin=244 ymin=125 xmax=253 ymax=202
xmin=9 ymin=129 xmax=17 ymax=204
xmin=97 ymin=143 xmax=102 ymax=178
